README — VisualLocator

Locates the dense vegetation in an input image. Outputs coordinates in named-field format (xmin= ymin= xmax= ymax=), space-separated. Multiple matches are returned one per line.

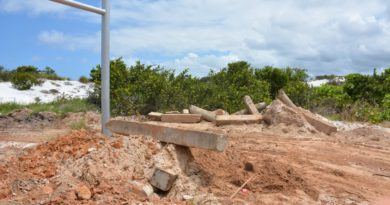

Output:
xmin=89 ymin=58 xmax=390 ymax=123
xmin=0 ymin=65 xmax=69 ymax=90
xmin=1 ymin=60 xmax=388 ymax=124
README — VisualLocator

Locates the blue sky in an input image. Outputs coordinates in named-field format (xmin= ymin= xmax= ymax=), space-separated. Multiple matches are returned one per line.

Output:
xmin=1 ymin=0 xmax=390 ymax=79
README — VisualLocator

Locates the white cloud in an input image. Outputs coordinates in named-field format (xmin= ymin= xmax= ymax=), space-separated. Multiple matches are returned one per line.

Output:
xmin=38 ymin=30 xmax=100 ymax=52
xmin=29 ymin=0 xmax=390 ymax=75
xmin=163 ymin=53 xmax=240 ymax=76
xmin=0 ymin=0 xmax=67 ymax=14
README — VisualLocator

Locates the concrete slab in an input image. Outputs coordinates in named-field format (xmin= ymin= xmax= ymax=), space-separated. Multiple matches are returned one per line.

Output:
xmin=297 ymin=108 xmax=337 ymax=135
xmin=161 ymin=114 xmax=201 ymax=123
xmin=244 ymin=95 xmax=259 ymax=114
xmin=148 ymin=112 xmax=162 ymax=121
xmin=106 ymin=120 xmax=227 ymax=151
xmin=215 ymin=115 xmax=262 ymax=126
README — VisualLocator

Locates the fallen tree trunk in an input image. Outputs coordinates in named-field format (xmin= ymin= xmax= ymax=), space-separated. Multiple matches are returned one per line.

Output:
xmin=106 ymin=120 xmax=227 ymax=151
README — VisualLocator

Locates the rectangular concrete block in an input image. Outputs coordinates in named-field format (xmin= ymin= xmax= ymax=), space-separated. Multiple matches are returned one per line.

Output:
xmin=106 ymin=120 xmax=227 ymax=151
xmin=150 ymin=167 xmax=178 ymax=191
xmin=244 ymin=95 xmax=259 ymax=114
xmin=215 ymin=115 xmax=262 ymax=126
xmin=148 ymin=112 xmax=162 ymax=121
xmin=161 ymin=114 xmax=202 ymax=123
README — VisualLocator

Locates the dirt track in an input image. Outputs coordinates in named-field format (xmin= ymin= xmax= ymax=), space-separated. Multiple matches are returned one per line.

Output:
xmin=0 ymin=112 xmax=389 ymax=204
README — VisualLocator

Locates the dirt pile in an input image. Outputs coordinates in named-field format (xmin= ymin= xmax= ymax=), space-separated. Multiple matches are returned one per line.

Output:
xmin=0 ymin=108 xmax=57 ymax=130
xmin=0 ymin=130 xmax=209 ymax=204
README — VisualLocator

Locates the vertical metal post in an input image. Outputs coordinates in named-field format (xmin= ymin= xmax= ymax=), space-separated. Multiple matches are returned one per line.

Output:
xmin=101 ymin=0 xmax=111 ymax=136
xmin=49 ymin=0 xmax=111 ymax=136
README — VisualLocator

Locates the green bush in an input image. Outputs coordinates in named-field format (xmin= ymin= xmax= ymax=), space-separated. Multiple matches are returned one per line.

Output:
xmin=16 ymin=65 xmax=39 ymax=73
xmin=11 ymin=73 xmax=40 ymax=90
xmin=79 ymin=76 xmax=89 ymax=84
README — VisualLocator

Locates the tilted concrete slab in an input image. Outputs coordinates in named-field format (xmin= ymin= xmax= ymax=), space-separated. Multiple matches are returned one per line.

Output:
xmin=215 ymin=115 xmax=262 ymax=126
xmin=106 ymin=120 xmax=227 ymax=151
xmin=161 ymin=114 xmax=202 ymax=123
xmin=244 ymin=95 xmax=259 ymax=114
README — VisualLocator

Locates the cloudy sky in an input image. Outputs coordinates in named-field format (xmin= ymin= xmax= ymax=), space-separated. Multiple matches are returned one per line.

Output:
xmin=1 ymin=0 xmax=390 ymax=79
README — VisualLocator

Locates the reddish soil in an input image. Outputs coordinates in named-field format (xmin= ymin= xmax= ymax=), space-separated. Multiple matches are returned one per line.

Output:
xmin=0 ymin=110 xmax=389 ymax=204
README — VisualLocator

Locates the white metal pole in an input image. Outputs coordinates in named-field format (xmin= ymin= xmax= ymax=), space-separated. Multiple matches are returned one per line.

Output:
xmin=101 ymin=0 xmax=111 ymax=136
xmin=49 ymin=0 xmax=111 ymax=136
xmin=50 ymin=0 xmax=105 ymax=15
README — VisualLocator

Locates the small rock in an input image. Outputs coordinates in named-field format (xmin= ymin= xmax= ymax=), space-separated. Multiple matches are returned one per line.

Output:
xmin=182 ymin=109 xmax=190 ymax=114
xmin=182 ymin=194 xmax=194 ymax=200
xmin=75 ymin=183 xmax=91 ymax=200
xmin=129 ymin=181 xmax=154 ymax=198
xmin=87 ymin=148 xmax=96 ymax=153
xmin=41 ymin=185 xmax=53 ymax=195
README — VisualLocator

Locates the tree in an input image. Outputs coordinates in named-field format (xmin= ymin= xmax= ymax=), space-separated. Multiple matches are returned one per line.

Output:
xmin=44 ymin=66 xmax=56 ymax=75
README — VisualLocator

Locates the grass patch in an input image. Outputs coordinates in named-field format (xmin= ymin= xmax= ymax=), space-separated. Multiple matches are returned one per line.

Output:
xmin=69 ymin=117 xmax=87 ymax=130
xmin=0 ymin=98 xmax=98 ymax=117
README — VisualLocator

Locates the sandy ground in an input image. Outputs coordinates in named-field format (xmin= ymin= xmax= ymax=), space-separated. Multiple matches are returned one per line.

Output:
xmin=0 ymin=111 xmax=389 ymax=204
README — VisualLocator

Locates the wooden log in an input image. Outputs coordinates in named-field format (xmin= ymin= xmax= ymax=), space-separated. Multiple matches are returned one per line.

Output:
xmin=189 ymin=105 xmax=216 ymax=122
xmin=215 ymin=115 xmax=262 ymax=126
xmin=106 ymin=120 xmax=227 ymax=151
xmin=276 ymin=89 xmax=296 ymax=108
xmin=161 ymin=114 xmax=201 ymax=123
xmin=244 ymin=95 xmax=259 ymax=114
xmin=232 ymin=103 xmax=267 ymax=115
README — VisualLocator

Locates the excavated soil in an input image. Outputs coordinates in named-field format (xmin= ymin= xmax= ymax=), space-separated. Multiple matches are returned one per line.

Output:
xmin=0 ymin=109 xmax=389 ymax=204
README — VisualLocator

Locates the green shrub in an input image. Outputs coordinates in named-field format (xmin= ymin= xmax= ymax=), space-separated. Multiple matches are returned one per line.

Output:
xmin=79 ymin=76 xmax=89 ymax=84
xmin=11 ymin=72 xmax=40 ymax=90
xmin=16 ymin=65 xmax=38 ymax=73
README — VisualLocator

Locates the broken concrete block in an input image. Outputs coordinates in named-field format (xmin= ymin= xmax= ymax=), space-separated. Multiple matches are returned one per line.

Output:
xmin=150 ymin=167 xmax=178 ymax=191
xmin=148 ymin=112 xmax=162 ymax=121
xmin=277 ymin=89 xmax=296 ymax=108
xmin=75 ymin=183 xmax=91 ymax=200
xmin=212 ymin=109 xmax=229 ymax=116
xmin=215 ymin=115 xmax=262 ymax=126
xmin=232 ymin=103 xmax=267 ymax=115
xmin=106 ymin=120 xmax=227 ymax=151
xmin=297 ymin=108 xmax=337 ymax=135
xmin=189 ymin=105 xmax=215 ymax=122
xmin=165 ymin=111 xmax=180 ymax=114
xmin=244 ymin=95 xmax=259 ymax=114
xmin=161 ymin=114 xmax=202 ymax=123
xmin=129 ymin=181 xmax=154 ymax=198
xmin=182 ymin=109 xmax=190 ymax=114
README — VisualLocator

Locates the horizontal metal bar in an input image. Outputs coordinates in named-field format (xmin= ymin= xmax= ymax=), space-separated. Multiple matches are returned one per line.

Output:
xmin=50 ymin=0 xmax=105 ymax=15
